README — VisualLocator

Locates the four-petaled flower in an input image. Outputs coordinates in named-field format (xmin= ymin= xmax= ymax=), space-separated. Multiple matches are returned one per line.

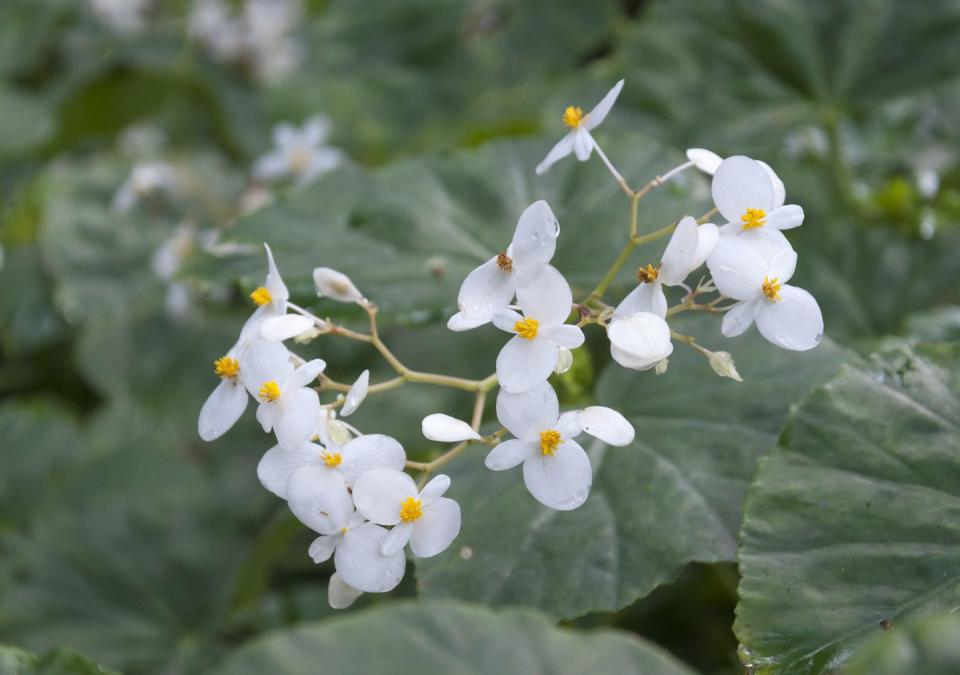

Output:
xmin=253 ymin=116 xmax=344 ymax=186
xmin=536 ymin=79 xmax=624 ymax=175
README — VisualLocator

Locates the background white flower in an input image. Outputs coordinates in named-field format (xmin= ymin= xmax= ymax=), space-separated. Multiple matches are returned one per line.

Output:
xmin=536 ymin=79 xmax=624 ymax=175
xmin=253 ymin=117 xmax=344 ymax=186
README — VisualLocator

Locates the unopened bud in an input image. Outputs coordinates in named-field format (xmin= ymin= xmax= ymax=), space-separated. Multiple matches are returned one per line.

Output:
xmin=708 ymin=351 xmax=742 ymax=382
xmin=314 ymin=267 xmax=364 ymax=303
xmin=654 ymin=358 xmax=669 ymax=375
xmin=554 ymin=348 xmax=573 ymax=374
xmin=294 ymin=325 xmax=324 ymax=344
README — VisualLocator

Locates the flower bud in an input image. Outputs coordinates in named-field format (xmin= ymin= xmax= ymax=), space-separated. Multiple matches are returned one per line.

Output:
xmin=686 ymin=148 xmax=723 ymax=175
xmin=313 ymin=267 xmax=364 ymax=303
xmin=554 ymin=348 xmax=573 ymax=374
xmin=655 ymin=358 xmax=669 ymax=375
xmin=708 ymin=350 xmax=743 ymax=382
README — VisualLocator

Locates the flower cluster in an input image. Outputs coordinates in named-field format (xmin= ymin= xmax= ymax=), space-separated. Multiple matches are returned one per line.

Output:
xmin=198 ymin=77 xmax=824 ymax=609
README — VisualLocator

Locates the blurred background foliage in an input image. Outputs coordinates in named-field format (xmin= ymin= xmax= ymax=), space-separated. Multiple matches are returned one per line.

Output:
xmin=1 ymin=0 xmax=959 ymax=674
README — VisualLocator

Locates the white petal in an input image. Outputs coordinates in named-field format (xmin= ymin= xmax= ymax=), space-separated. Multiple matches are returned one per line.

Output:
xmin=284 ymin=358 xmax=326 ymax=391
xmin=765 ymin=204 xmax=804 ymax=230
xmin=516 ymin=264 xmax=572 ymax=326
xmin=755 ymin=285 xmax=824 ymax=351
xmin=273 ymin=122 xmax=298 ymax=148
xmin=615 ymin=281 xmax=667 ymax=319
xmin=447 ymin=311 xmax=490 ymax=332
xmin=240 ymin=340 xmax=294 ymax=397
xmin=556 ymin=410 xmax=583 ymax=439
xmin=725 ymin=227 xmax=795 ymax=264
xmin=287 ymin=467 xmax=353 ymax=533
xmin=608 ymin=313 xmax=673 ymax=371
xmin=257 ymin=442 xmax=321 ymax=499
xmin=302 ymin=115 xmax=331 ymax=146
xmin=580 ymin=406 xmax=634 ymax=446
xmin=584 ymin=79 xmax=624 ymax=130
xmin=484 ymin=438 xmax=537 ymax=470
xmin=256 ymin=401 xmax=275 ymax=432
xmin=769 ymin=247 xmax=798 ymax=284
xmin=711 ymin=156 xmax=776 ymax=224
xmin=705 ymin=237 xmax=766 ymax=301
xmin=541 ymin=324 xmax=584 ymax=349
xmin=572 ymin=128 xmax=594 ymax=161
xmin=308 ymin=534 xmax=338 ymax=563
xmin=313 ymin=267 xmax=364 ymax=303
xmin=421 ymin=414 xmax=481 ymax=443
xmin=493 ymin=308 xmax=524 ymax=334
xmin=381 ymin=522 xmax=414 ymax=556
xmin=410 ymin=498 xmax=461 ymax=558
xmin=274 ymin=388 xmax=321 ymax=450
xmin=510 ymin=200 xmax=559 ymax=274
xmin=338 ymin=434 xmax=406 ymax=485
xmin=252 ymin=152 xmax=289 ymax=182
xmin=535 ymin=133 xmax=575 ymax=175
xmin=420 ymin=474 xmax=451 ymax=505
xmin=756 ymin=160 xmax=786 ymax=208
xmin=302 ymin=148 xmax=344 ymax=182
xmin=686 ymin=148 xmax=723 ymax=175
xmin=198 ymin=379 xmax=248 ymax=441
xmin=453 ymin=256 xmax=516 ymax=329
xmin=260 ymin=314 xmax=315 ymax=342
xmin=721 ymin=300 xmax=761 ymax=338
xmin=522 ymin=438 xmax=592 ymax=510
xmin=263 ymin=243 xmax=289 ymax=309
xmin=352 ymin=468 xmax=417 ymax=526
xmin=690 ymin=223 xmax=720 ymax=271
xmin=327 ymin=573 xmax=363 ymax=610
xmin=341 ymin=370 xmax=369 ymax=417
xmin=335 ymin=523 xmax=406 ymax=593
xmin=496 ymin=336 xmax=558 ymax=394
xmin=659 ymin=216 xmax=700 ymax=285
xmin=495 ymin=381 xmax=559 ymax=441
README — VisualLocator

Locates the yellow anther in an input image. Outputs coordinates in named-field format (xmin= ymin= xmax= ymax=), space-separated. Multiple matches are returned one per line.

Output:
xmin=339 ymin=526 xmax=348 ymax=535
xmin=762 ymin=276 xmax=782 ymax=302
xmin=637 ymin=263 xmax=659 ymax=283
xmin=259 ymin=380 xmax=281 ymax=402
xmin=562 ymin=106 xmax=585 ymax=128
xmin=288 ymin=147 xmax=312 ymax=175
xmin=497 ymin=250 xmax=513 ymax=273
xmin=514 ymin=316 xmax=539 ymax=340
xmin=250 ymin=286 xmax=272 ymax=306
xmin=321 ymin=451 xmax=342 ymax=468
xmin=400 ymin=497 xmax=423 ymax=523
xmin=213 ymin=356 xmax=240 ymax=379
xmin=540 ymin=429 xmax=562 ymax=456
xmin=740 ymin=208 xmax=767 ymax=230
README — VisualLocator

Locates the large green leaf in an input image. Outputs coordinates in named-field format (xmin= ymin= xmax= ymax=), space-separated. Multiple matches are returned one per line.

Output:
xmin=415 ymin=315 xmax=845 ymax=618
xmin=0 ymin=644 xmax=118 ymax=675
xmin=212 ymin=601 xmax=695 ymax=675
xmin=735 ymin=343 xmax=960 ymax=674
xmin=843 ymin=613 xmax=960 ymax=675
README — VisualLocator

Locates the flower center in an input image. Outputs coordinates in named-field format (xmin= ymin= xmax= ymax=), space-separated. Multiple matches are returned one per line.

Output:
xmin=496 ymin=250 xmax=513 ymax=273
xmin=540 ymin=429 xmax=562 ymax=456
xmin=250 ymin=286 xmax=272 ymax=306
xmin=400 ymin=497 xmax=423 ymax=522
xmin=637 ymin=263 xmax=659 ymax=283
xmin=740 ymin=208 xmax=767 ymax=230
xmin=762 ymin=276 xmax=782 ymax=302
xmin=514 ymin=316 xmax=539 ymax=340
xmin=288 ymin=147 xmax=312 ymax=175
xmin=259 ymin=380 xmax=281 ymax=402
xmin=320 ymin=451 xmax=342 ymax=468
xmin=562 ymin=106 xmax=585 ymax=128
xmin=213 ymin=356 xmax=240 ymax=379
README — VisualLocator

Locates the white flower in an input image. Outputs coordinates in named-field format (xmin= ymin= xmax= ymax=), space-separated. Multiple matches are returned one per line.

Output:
xmin=707 ymin=237 xmax=823 ymax=351
xmin=237 ymin=243 xmax=315 ymax=344
xmin=686 ymin=148 xmax=723 ymax=175
xmin=711 ymin=156 xmax=803 ymax=259
xmin=353 ymin=469 xmax=461 ymax=558
xmin=240 ymin=340 xmax=325 ymax=449
xmin=493 ymin=265 xmax=583 ymax=393
xmin=197 ymin=349 xmax=249 ymax=441
xmin=313 ymin=267 xmax=365 ymax=303
xmin=257 ymin=433 xmax=406 ymax=498
xmin=327 ymin=573 xmax=362 ymax=610
xmin=112 ymin=161 xmax=176 ymax=213
xmin=448 ymin=200 xmax=559 ymax=331
xmin=340 ymin=370 xmax=369 ymax=417
xmin=486 ymin=382 xmax=633 ymax=510
xmin=536 ymin=79 xmax=624 ymax=175
xmin=253 ymin=117 xmax=343 ymax=186
xmin=421 ymin=414 xmax=482 ymax=443
xmin=608 ymin=313 xmax=673 ymax=371
xmin=288 ymin=468 xmax=405 ymax=593
xmin=91 ymin=0 xmax=150 ymax=35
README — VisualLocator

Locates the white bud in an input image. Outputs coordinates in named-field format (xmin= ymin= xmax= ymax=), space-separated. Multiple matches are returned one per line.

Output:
xmin=294 ymin=325 xmax=324 ymax=344
xmin=327 ymin=419 xmax=353 ymax=446
xmin=686 ymin=148 xmax=723 ymax=175
xmin=655 ymin=358 xmax=669 ymax=375
xmin=340 ymin=370 xmax=369 ymax=417
xmin=708 ymin=351 xmax=742 ymax=382
xmin=422 ymin=413 xmax=481 ymax=443
xmin=554 ymin=348 xmax=573 ymax=374
xmin=313 ymin=267 xmax=364 ymax=303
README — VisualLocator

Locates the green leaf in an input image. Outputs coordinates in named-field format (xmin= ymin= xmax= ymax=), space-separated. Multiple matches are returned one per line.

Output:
xmin=735 ymin=343 xmax=960 ymax=674
xmin=0 ymin=645 xmax=119 ymax=675
xmin=212 ymin=601 xmax=696 ymax=675
xmin=0 ymin=85 xmax=55 ymax=163
xmin=416 ymin=314 xmax=846 ymax=618
xmin=843 ymin=613 xmax=960 ymax=675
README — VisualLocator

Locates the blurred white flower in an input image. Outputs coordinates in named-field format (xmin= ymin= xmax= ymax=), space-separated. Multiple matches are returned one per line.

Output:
xmin=112 ymin=161 xmax=176 ymax=213
xmin=536 ymin=79 xmax=624 ymax=175
xmin=253 ymin=117 xmax=344 ymax=186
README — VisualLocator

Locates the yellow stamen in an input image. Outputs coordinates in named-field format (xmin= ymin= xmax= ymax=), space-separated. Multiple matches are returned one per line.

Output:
xmin=339 ymin=526 xmax=348 ymax=534
xmin=321 ymin=451 xmax=342 ymax=468
xmin=540 ymin=429 xmax=562 ymax=456
xmin=637 ymin=263 xmax=659 ymax=283
xmin=562 ymin=106 xmax=585 ymax=128
xmin=400 ymin=497 xmax=423 ymax=523
xmin=496 ymin=250 xmax=513 ymax=273
xmin=259 ymin=380 xmax=281 ymax=402
xmin=762 ymin=276 xmax=782 ymax=302
xmin=740 ymin=208 xmax=767 ymax=230
xmin=288 ymin=147 xmax=312 ymax=175
xmin=250 ymin=286 xmax=272 ymax=306
xmin=213 ymin=356 xmax=240 ymax=379
xmin=514 ymin=316 xmax=539 ymax=340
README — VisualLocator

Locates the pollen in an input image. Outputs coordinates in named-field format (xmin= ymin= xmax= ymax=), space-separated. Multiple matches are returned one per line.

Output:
xmin=762 ymin=276 xmax=782 ymax=302
xmin=740 ymin=208 xmax=767 ymax=230
xmin=496 ymin=250 xmax=513 ymax=273
xmin=540 ymin=429 xmax=562 ymax=456
xmin=213 ymin=356 xmax=240 ymax=379
xmin=321 ymin=451 xmax=342 ymax=468
xmin=562 ymin=105 xmax=585 ymax=128
xmin=514 ymin=316 xmax=539 ymax=340
xmin=637 ymin=263 xmax=659 ymax=283
xmin=250 ymin=286 xmax=272 ymax=306
xmin=400 ymin=497 xmax=423 ymax=523
xmin=259 ymin=380 xmax=281 ymax=402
